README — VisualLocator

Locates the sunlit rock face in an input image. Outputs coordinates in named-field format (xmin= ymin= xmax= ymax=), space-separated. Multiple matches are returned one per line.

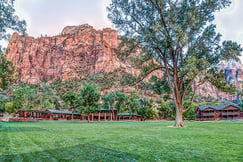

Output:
xmin=219 ymin=61 xmax=243 ymax=83
xmin=5 ymin=24 xmax=139 ymax=84
xmin=197 ymin=61 xmax=243 ymax=102
xmin=5 ymin=24 xmax=242 ymax=102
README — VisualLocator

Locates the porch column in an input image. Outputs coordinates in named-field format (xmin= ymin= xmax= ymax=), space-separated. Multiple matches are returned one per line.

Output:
xmin=105 ymin=112 xmax=106 ymax=121
xmin=92 ymin=113 xmax=94 ymax=121
xmin=111 ymin=113 xmax=113 ymax=121
xmin=98 ymin=112 xmax=100 ymax=121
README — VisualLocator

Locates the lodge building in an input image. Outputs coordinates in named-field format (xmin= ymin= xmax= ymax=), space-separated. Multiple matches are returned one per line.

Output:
xmin=196 ymin=105 xmax=241 ymax=121
xmin=17 ymin=108 xmax=141 ymax=121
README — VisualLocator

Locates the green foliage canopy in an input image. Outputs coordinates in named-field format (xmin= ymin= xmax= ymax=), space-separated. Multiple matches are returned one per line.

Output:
xmin=13 ymin=86 xmax=36 ymax=111
xmin=138 ymin=98 xmax=157 ymax=120
xmin=0 ymin=53 xmax=16 ymax=90
xmin=75 ymin=83 xmax=100 ymax=122
xmin=62 ymin=91 xmax=76 ymax=109
xmin=4 ymin=102 xmax=14 ymax=113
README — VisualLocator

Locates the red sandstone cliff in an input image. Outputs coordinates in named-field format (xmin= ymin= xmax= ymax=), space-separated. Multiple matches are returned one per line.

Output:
xmin=5 ymin=24 xmax=139 ymax=84
xmin=4 ymin=24 xmax=242 ymax=102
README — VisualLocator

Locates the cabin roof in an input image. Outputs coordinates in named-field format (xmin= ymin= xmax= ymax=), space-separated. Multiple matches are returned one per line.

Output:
xmin=18 ymin=109 xmax=46 ymax=113
xmin=47 ymin=109 xmax=80 ymax=115
xmin=100 ymin=108 xmax=118 ymax=111
xmin=198 ymin=105 xmax=241 ymax=111
xmin=118 ymin=113 xmax=141 ymax=116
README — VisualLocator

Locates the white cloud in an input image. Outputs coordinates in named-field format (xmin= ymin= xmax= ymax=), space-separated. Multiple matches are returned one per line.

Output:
xmin=214 ymin=0 xmax=243 ymax=61
xmin=215 ymin=1 xmax=243 ymax=38
xmin=14 ymin=0 xmax=112 ymax=37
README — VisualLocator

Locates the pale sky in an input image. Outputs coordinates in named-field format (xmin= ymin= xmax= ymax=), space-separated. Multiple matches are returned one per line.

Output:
xmin=3 ymin=0 xmax=243 ymax=61
xmin=14 ymin=0 xmax=112 ymax=37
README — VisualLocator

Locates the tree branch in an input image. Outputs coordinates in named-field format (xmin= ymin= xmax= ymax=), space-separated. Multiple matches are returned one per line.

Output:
xmin=182 ymin=80 xmax=206 ymax=113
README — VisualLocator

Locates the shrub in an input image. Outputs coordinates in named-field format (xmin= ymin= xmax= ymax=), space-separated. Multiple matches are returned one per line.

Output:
xmin=5 ymin=102 xmax=15 ymax=114
xmin=183 ymin=101 xmax=198 ymax=120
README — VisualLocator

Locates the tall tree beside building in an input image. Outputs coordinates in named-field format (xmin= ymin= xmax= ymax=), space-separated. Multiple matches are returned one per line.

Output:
xmin=102 ymin=90 xmax=127 ymax=120
xmin=108 ymin=0 xmax=242 ymax=127
xmin=62 ymin=91 xmax=77 ymax=119
xmin=102 ymin=92 xmax=116 ymax=120
xmin=75 ymin=83 xmax=100 ymax=122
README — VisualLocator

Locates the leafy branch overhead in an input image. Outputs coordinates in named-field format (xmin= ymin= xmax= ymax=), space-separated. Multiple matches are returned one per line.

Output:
xmin=0 ymin=0 xmax=26 ymax=42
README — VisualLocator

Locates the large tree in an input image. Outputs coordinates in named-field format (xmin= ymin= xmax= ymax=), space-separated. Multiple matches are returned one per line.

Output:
xmin=102 ymin=90 xmax=127 ymax=120
xmin=13 ymin=86 xmax=36 ymax=111
xmin=108 ymin=0 xmax=242 ymax=127
xmin=75 ymin=83 xmax=100 ymax=122
xmin=102 ymin=92 xmax=116 ymax=120
xmin=62 ymin=91 xmax=77 ymax=119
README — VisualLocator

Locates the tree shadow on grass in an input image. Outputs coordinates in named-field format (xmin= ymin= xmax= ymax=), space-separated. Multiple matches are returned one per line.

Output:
xmin=0 ymin=143 xmax=139 ymax=162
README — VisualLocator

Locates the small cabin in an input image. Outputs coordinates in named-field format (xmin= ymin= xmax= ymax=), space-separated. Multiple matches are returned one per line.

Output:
xmin=18 ymin=109 xmax=46 ymax=118
xmin=17 ymin=108 xmax=142 ymax=121
xmin=17 ymin=109 xmax=81 ymax=120
xmin=196 ymin=105 xmax=241 ymax=121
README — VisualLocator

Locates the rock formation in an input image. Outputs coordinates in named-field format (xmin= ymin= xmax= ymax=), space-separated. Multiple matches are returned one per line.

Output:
xmin=5 ymin=24 xmax=242 ymax=102
xmin=5 ymin=24 xmax=138 ymax=84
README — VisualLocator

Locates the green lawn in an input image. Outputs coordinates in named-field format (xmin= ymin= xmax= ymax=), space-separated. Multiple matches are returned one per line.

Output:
xmin=0 ymin=121 xmax=242 ymax=162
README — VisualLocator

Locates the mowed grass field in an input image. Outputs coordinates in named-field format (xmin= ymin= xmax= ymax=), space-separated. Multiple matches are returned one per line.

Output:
xmin=0 ymin=121 xmax=243 ymax=162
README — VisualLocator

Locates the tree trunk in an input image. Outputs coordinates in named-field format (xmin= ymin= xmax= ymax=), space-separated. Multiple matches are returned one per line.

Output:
xmin=112 ymin=108 xmax=114 ymax=121
xmin=71 ymin=106 xmax=74 ymax=120
xmin=174 ymin=108 xmax=184 ymax=127
xmin=87 ymin=114 xmax=90 ymax=123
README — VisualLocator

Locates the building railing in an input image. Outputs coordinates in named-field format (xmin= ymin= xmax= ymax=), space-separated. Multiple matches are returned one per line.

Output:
xmin=221 ymin=112 xmax=239 ymax=116
xmin=202 ymin=113 xmax=215 ymax=116
xmin=93 ymin=113 xmax=111 ymax=117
